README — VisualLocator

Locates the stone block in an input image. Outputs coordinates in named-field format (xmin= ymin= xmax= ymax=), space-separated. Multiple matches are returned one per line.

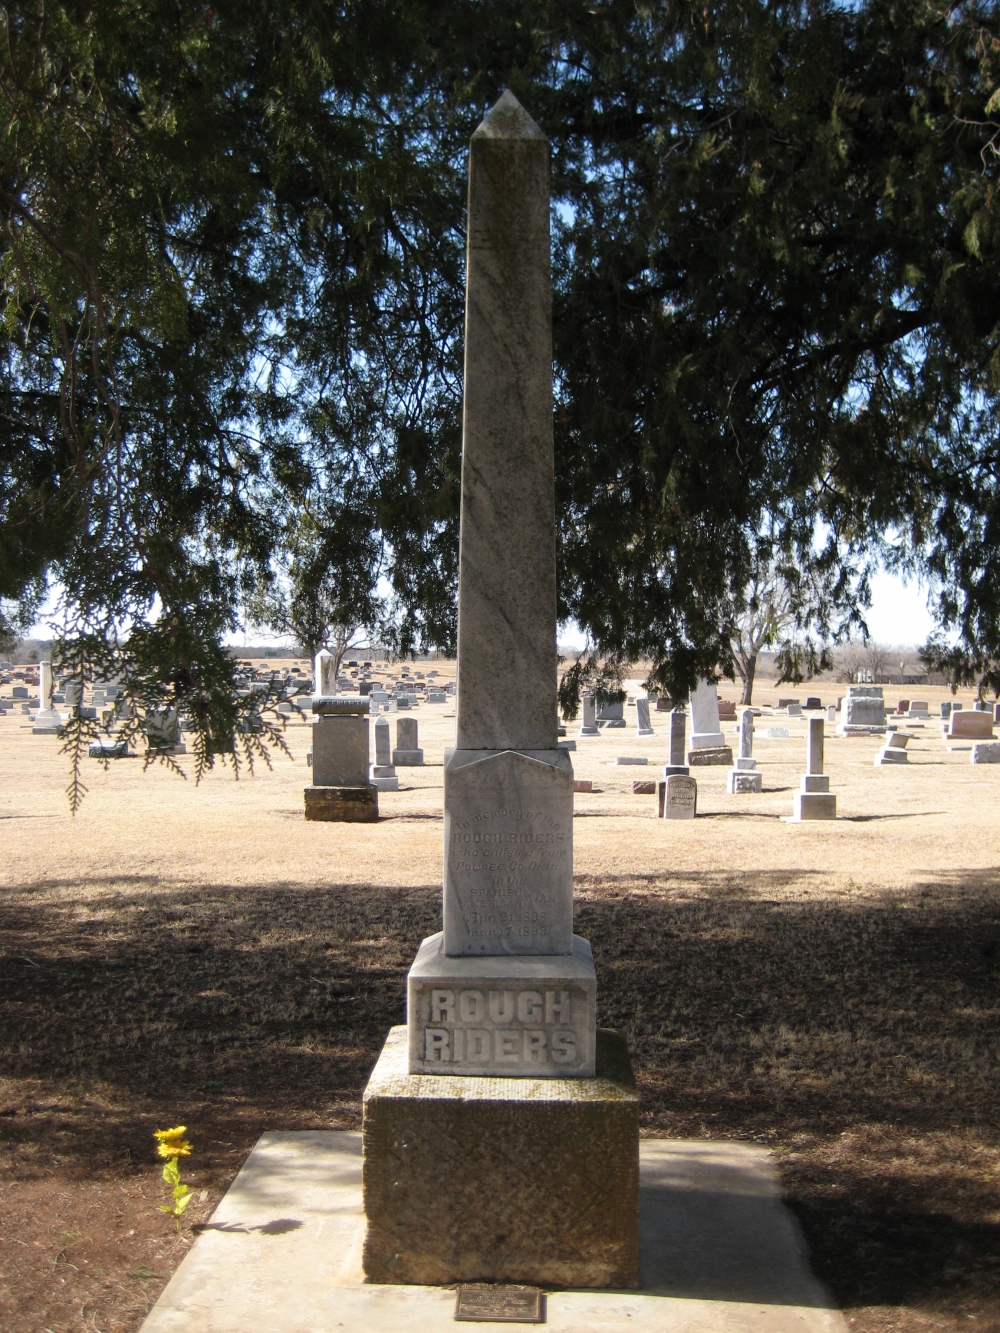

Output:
xmin=407 ymin=932 xmax=595 ymax=1077
xmin=573 ymin=778 xmax=592 ymax=792
xmin=971 ymin=742 xmax=1000 ymax=764
xmin=801 ymin=773 xmax=830 ymax=792
xmin=303 ymin=785 xmax=378 ymax=822
xmin=791 ymin=791 xmax=837 ymax=820
xmin=362 ymin=1025 xmax=639 ymax=1288
xmin=687 ymin=746 xmax=733 ymax=766
xmin=875 ymin=747 xmax=909 ymax=765
xmin=392 ymin=748 xmax=424 ymax=766
xmin=443 ymin=747 xmax=573 ymax=957
xmin=631 ymin=780 xmax=656 ymax=794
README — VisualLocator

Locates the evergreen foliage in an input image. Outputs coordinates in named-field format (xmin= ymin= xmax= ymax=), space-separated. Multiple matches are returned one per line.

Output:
xmin=2 ymin=0 xmax=1000 ymax=786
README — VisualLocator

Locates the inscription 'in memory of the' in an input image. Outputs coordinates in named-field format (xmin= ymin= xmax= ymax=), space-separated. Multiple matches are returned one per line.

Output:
xmin=448 ymin=806 xmax=569 ymax=946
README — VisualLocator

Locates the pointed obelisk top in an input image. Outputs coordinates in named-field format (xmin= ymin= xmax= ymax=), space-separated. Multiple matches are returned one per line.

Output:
xmin=472 ymin=88 xmax=546 ymax=142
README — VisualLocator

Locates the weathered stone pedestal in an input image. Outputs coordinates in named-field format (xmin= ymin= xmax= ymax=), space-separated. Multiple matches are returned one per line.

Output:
xmin=304 ymin=785 xmax=378 ymax=821
xmin=304 ymin=695 xmax=378 ymax=821
xmin=727 ymin=710 xmax=762 ymax=792
xmin=362 ymin=1026 xmax=639 ymax=1288
xmin=789 ymin=718 xmax=836 ymax=820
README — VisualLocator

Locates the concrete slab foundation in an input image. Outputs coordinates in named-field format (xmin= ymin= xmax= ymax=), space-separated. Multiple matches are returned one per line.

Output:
xmin=139 ymin=1130 xmax=846 ymax=1333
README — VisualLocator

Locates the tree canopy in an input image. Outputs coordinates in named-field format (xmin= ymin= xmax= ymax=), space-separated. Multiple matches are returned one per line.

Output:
xmin=3 ymin=0 xmax=1000 ymax=777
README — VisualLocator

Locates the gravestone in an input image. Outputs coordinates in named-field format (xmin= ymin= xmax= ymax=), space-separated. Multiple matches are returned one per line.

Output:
xmin=791 ymin=716 xmax=836 ymax=819
xmin=305 ymin=696 xmax=377 ymax=822
xmin=392 ymin=716 xmax=424 ymax=766
xmin=688 ymin=680 xmax=726 ymax=749
xmin=314 ymin=649 xmax=337 ymax=698
xmin=597 ymin=699 xmax=625 ymax=727
xmin=664 ymin=707 xmax=689 ymax=776
xmin=363 ymin=92 xmax=637 ymax=1291
xmin=371 ymin=715 xmax=399 ymax=791
xmin=971 ymin=741 xmax=1000 ymax=764
xmin=787 ymin=703 xmax=803 ymax=717
xmin=804 ymin=696 xmax=822 ymax=710
xmin=837 ymin=685 xmax=886 ymax=735
xmin=32 ymin=661 xmax=62 ymax=734
xmin=659 ymin=773 xmax=697 ymax=819
xmin=826 ymin=705 xmax=837 ymax=723
xmin=11 ymin=685 xmax=27 ymax=699
xmin=875 ymin=731 xmax=910 ymax=765
xmin=907 ymin=700 xmax=930 ymax=718
xmin=896 ymin=699 xmax=910 ymax=715
xmin=579 ymin=694 xmax=599 ymax=736
xmin=687 ymin=680 xmax=732 ymax=765
xmin=941 ymin=701 xmax=952 ymax=718
xmin=635 ymin=697 xmax=653 ymax=736
xmin=947 ymin=709 xmax=993 ymax=746
xmin=145 ymin=708 xmax=186 ymax=753
xmin=717 ymin=698 xmax=737 ymax=721
xmin=727 ymin=707 xmax=762 ymax=793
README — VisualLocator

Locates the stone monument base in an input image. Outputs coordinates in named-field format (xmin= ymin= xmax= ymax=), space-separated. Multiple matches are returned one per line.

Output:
xmin=370 ymin=765 xmax=399 ymax=791
xmin=688 ymin=746 xmax=733 ymax=766
xmin=392 ymin=748 xmax=424 ymax=765
xmin=361 ymin=1025 xmax=639 ymax=1288
xmin=790 ymin=791 xmax=837 ymax=820
xmin=303 ymin=785 xmax=378 ymax=822
xmin=874 ymin=747 xmax=908 ymax=765
xmin=407 ymin=932 xmax=596 ymax=1077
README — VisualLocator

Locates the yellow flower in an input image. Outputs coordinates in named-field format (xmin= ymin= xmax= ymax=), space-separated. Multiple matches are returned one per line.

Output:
xmin=154 ymin=1126 xmax=192 ymax=1157
xmin=157 ymin=1138 xmax=193 ymax=1158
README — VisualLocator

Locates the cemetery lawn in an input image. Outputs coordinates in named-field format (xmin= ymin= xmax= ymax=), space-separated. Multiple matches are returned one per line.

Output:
xmin=2 ymin=676 xmax=1000 ymax=1333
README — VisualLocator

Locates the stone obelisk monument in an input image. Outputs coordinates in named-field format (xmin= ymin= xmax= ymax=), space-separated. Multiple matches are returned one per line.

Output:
xmin=361 ymin=91 xmax=638 ymax=1289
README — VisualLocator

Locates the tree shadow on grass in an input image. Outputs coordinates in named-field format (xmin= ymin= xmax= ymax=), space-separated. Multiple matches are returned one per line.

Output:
xmin=3 ymin=868 xmax=1000 ymax=1315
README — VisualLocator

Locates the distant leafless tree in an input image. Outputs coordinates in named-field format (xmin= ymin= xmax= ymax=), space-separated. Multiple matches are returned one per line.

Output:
xmin=731 ymin=569 xmax=795 ymax=704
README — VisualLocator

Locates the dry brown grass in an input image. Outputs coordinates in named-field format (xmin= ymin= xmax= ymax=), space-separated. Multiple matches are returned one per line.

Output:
xmin=2 ymin=672 xmax=1000 ymax=1332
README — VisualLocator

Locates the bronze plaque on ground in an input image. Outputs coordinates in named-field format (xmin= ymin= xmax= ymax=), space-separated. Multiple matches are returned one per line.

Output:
xmin=454 ymin=1286 xmax=545 ymax=1323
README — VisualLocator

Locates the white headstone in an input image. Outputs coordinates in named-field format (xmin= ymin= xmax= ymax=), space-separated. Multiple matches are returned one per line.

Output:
xmin=314 ymin=649 xmax=337 ymax=697
xmin=406 ymin=92 xmax=594 ymax=1078
xmin=662 ymin=773 xmax=697 ymax=819
xmin=635 ymin=697 xmax=653 ymax=736
xmin=791 ymin=716 xmax=835 ymax=818
xmin=688 ymin=680 xmax=725 ymax=749
xmin=393 ymin=716 xmax=424 ymax=766
xmin=371 ymin=715 xmax=399 ymax=790
xmin=579 ymin=694 xmax=598 ymax=736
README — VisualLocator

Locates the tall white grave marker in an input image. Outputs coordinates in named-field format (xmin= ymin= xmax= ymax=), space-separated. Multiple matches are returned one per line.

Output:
xmin=790 ymin=716 xmax=837 ymax=819
xmin=727 ymin=707 xmax=762 ymax=793
xmin=362 ymin=91 xmax=638 ymax=1292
